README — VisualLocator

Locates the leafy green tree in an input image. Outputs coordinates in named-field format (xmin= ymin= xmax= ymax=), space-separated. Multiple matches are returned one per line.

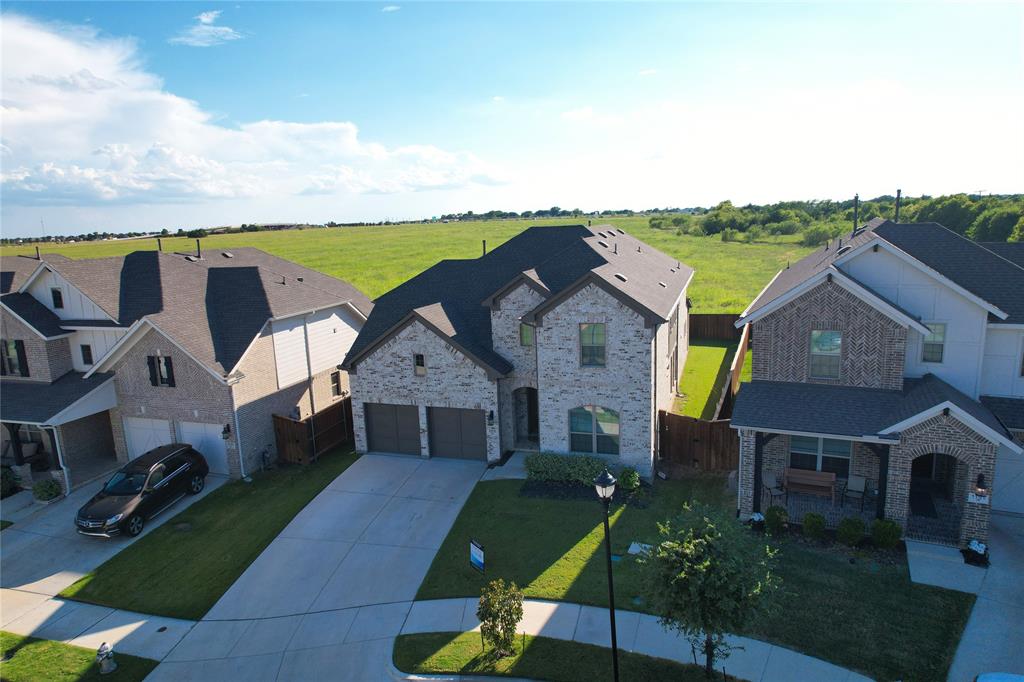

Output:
xmin=968 ymin=206 xmax=1022 ymax=242
xmin=914 ymin=194 xmax=981 ymax=234
xmin=1009 ymin=216 xmax=1024 ymax=243
xmin=642 ymin=504 xmax=778 ymax=677
xmin=476 ymin=579 xmax=524 ymax=658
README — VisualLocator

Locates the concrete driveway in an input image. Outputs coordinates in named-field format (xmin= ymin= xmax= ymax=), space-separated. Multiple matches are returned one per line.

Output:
xmin=948 ymin=513 xmax=1024 ymax=681
xmin=148 ymin=454 xmax=485 ymax=681
xmin=1 ymin=474 xmax=227 ymax=597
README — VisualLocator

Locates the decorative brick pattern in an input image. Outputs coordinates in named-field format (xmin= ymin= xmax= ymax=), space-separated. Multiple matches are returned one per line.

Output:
xmin=751 ymin=280 xmax=906 ymax=390
xmin=491 ymin=283 xmax=544 ymax=383
xmin=0 ymin=310 xmax=73 ymax=383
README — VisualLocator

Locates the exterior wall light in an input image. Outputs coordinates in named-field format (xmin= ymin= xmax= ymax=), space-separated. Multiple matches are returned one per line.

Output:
xmin=222 ymin=424 xmax=231 ymax=440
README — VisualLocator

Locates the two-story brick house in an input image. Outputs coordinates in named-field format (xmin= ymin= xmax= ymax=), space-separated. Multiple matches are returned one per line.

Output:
xmin=1 ymin=247 xmax=370 ymax=492
xmin=731 ymin=219 xmax=1024 ymax=547
xmin=342 ymin=225 xmax=693 ymax=478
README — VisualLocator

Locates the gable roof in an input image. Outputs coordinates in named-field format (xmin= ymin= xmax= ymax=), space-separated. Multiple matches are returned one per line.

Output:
xmin=740 ymin=219 xmax=1024 ymax=326
xmin=0 ymin=254 xmax=68 ymax=294
xmin=0 ymin=371 xmax=114 ymax=424
xmin=979 ymin=242 xmax=1024 ymax=270
xmin=0 ymin=293 xmax=70 ymax=339
xmin=343 ymin=225 xmax=693 ymax=375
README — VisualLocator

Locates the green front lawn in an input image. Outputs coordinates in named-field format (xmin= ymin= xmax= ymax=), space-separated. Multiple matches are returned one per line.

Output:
xmin=673 ymin=339 xmax=750 ymax=419
xmin=394 ymin=632 xmax=724 ymax=682
xmin=0 ymin=631 xmax=157 ymax=682
xmin=60 ymin=449 xmax=358 ymax=620
xmin=417 ymin=478 xmax=974 ymax=682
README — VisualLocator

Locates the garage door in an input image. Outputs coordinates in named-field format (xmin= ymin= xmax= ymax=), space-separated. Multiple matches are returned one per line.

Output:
xmin=123 ymin=417 xmax=173 ymax=460
xmin=428 ymin=407 xmax=487 ymax=460
xmin=178 ymin=421 xmax=230 ymax=476
xmin=993 ymin=445 xmax=1024 ymax=514
xmin=365 ymin=403 xmax=421 ymax=455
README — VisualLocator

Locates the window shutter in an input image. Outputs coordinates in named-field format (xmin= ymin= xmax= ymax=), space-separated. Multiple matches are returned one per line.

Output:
xmin=15 ymin=341 xmax=29 ymax=378
xmin=147 ymin=356 xmax=159 ymax=386
xmin=164 ymin=357 xmax=176 ymax=387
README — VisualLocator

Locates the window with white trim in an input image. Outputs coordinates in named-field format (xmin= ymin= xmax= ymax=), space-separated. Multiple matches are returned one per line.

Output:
xmin=520 ymin=323 xmax=534 ymax=347
xmin=809 ymin=330 xmax=841 ymax=379
xmin=413 ymin=353 xmax=426 ymax=377
xmin=569 ymin=405 xmax=619 ymax=455
xmin=580 ymin=323 xmax=606 ymax=367
xmin=921 ymin=323 xmax=946 ymax=363
xmin=50 ymin=287 xmax=64 ymax=309
xmin=789 ymin=436 xmax=851 ymax=477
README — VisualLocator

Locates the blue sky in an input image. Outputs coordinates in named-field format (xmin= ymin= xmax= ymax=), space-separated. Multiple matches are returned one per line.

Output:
xmin=2 ymin=2 xmax=1022 ymax=236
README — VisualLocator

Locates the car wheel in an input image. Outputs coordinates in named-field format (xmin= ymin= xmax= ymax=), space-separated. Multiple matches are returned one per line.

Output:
xmin=187 ymin=473 xmax=205 ymax=495
xmin=126 ymin=514 xmax=145 ymax=537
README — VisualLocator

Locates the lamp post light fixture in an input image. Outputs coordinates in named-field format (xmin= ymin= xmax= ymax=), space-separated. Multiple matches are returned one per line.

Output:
xmin=593 ymin=468 xmax=620 ymax=682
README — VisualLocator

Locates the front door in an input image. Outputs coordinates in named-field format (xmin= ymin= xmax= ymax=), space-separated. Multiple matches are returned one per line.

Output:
xmin=526 ymin=389 xmax=539 ymax=442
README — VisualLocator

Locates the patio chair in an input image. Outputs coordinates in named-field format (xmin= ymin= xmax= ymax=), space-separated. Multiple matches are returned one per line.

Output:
xmin=843 ymin=475 xmax=868 ymax=511
xmin=763 ymin=471 xmax=786 ymax=506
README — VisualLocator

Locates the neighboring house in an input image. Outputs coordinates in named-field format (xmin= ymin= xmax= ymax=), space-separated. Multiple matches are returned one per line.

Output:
xmin=731 ymin=218 xmax=1024 ymax=547
xmin=342 ymin=225 xmax=693 ymax=478
xmin=0 ymin=247 xmax=371 ymax=491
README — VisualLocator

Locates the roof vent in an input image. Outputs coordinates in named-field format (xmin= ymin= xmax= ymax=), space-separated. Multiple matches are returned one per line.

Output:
xmin=598 ymin=240 xmax=609 ymax=248
xmin=614 ymin=273 xmax=628 ymax=283
xmin=297 ymin=276 xmax=304 ymax=282
xmin=222 ymin=251 xmax=234 ymax=258
xmin=184 ymin=255 xmax=198 ymax=262
xmin=837 ymin=245 xmax=852 ymax=255
xmin=658 ymin=281 xmax=667 ymax=288
xmin=616 ymin=229 xmax=625 ymax=234
xmin=597 ymin=231 xmax=607 ymax=238
xmin=636 ymin=246 xmax=641 ymax=253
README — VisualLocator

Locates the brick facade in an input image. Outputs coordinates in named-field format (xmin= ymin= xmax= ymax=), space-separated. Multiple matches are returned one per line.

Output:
xmin=751 ymin=280 xmax=906 ymax=390
xmin=0 ymin=310 xmax=73 ymax=383
xmin=491 ymin=283 xmax=544 ymax=382
xmin=56 ymin=411 xmax=117 ymax=485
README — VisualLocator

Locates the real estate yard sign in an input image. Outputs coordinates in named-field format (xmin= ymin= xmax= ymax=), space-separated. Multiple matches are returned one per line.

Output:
xmin=470 ymin=539 xmax=485 ymax=573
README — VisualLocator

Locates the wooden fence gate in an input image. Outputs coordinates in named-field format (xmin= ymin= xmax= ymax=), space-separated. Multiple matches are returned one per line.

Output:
xmin=273 ymin=398 xmax=353 ymax=465
xmin=658 ymin=410 xmax=739 ymax=471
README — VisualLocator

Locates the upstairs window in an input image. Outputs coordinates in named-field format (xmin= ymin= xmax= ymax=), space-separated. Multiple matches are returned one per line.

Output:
xmin=520 ymin=323 xmax=534 ymax=347
xmin=921 ymin=323 xmax=946 ymax=363
xmin=147 ymin=356 xmax=175 ymax=387
xmin=0 ymin=339 xmax=29 ymax=377
xmin=50 ymin=287 xmax=64 ymax=309
xmin=569 ymin=405 xmax=619 ymax=455
xmin=80 ymin=344 xmax=93 ymax=366
xmin=580 ymin=323 xmax=606 ymax=367
xmin=414 ymin=353 xmax=426 ymax=377
xmin=790 ymin=436 xmax=851 ymax=478
xmin=331 ymin=370 xmax=342 ymax=397
xmin=809 ymin=330 xmax=842 ymax=379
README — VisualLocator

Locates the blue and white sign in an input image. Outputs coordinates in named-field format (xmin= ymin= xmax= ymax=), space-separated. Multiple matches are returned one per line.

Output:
xmin=470 ymin=539 xmax=485 ymax=573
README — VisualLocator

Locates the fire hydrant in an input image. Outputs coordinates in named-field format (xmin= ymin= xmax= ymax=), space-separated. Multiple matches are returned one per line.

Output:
xmin=96 ymin=642 xmax=117 ymax=675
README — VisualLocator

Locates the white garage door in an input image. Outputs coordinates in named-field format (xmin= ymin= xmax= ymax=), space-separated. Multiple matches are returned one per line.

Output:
xmin=993 ymin=445 xmax=1024 ymax=515
xmin=177 ymin=421 xmax=229 ymax=476
xmin=124 ymin=417 xmax=173 ymax=460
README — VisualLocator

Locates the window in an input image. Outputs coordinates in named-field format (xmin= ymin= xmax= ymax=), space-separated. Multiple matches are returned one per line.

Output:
xmin=0 ymin=339 xmax=28 ymax=377
xmin=147 ymin=356 xmax=175 ymax=387
xmin=789 ymin=436 xmax=851 ymax=478
xmin=580 ymin=323 xmax=606 ymax=367
xmin=520 ymin=323 xmax=534 ymax=347
xmin=414 ymin=353 xmax=426 ymax=377
xmin=921 ymin=323 xmax=946 ymax=363
xmin=809 ymin=330 xmax=842 ymax=379
xmin=568 ymin=405 xmax=619 ymax=455
xmin=147 ymin=463 xmax=167 ymax=488
xmin=50 ymin=287 xmax=64 ymax=309
xmin=80 ymin=344 xmax=93 ymax=366
xmin=330 ymin=370 xmax=342 ymax=397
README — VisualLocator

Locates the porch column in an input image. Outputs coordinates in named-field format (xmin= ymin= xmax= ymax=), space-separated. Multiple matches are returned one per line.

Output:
xmin=868 ymin=443 xmax=890 ymax=520
xmin=753 ymin=432 xmax=764 ymax=513
xmin=3 ymin=422 xmax=25 ymax=466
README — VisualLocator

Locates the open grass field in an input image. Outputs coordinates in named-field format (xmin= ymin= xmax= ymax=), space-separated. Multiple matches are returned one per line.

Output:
xmin=1 ymin=218 xmax=812 ymax=312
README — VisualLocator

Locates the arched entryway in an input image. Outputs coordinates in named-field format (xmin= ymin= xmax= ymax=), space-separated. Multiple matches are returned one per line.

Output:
xmin=512 ymin=387 xmax=539 ymax=449
xmin=907 ymin=452 xmax=963 ymax=545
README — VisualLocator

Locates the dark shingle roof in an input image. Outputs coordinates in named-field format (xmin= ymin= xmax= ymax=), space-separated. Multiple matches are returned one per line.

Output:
xmin=979 ymin=242 xmax=1024 ymax=269
xmin=0 ymin=293 xmax=68 ymax=338
xmin=732 ymin=374 xmax=1013 ymax=442
xmin=980 ymin=396 xmax=1024 ymax=432
xmin=742 ymin=220 xmax=1024 ymax=325
xmin=0 ymin=254 xmax=67 ymax=294
xmin=344 ymin=225 xmax=694 ymax=374
xmin=0 ymin=372 xmax=114 ymax=424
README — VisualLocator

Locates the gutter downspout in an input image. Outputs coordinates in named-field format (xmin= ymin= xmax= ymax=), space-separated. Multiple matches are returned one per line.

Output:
xmin=48 ymin=426 xmax=72 ymax=494
xmin=302 ymin=314 xmax=318 ymax=460
xmin=229 ymin=386 xmax=247 ymax=479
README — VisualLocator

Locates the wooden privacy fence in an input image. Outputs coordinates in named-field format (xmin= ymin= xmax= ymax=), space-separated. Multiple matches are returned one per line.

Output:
xmin=273 ymin=398 xmax=353 ymax=465
xmin=712 ymin=322 xmax=751 ymax=421
xmin=658 ymin=411 xmax=739 ymax=471
xmin=689 ymin=313 xmax=742 ymax=341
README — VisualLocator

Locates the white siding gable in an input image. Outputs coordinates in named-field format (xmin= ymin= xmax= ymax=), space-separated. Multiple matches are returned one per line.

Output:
xmin=270 ymin=305 xmax=361 ymax=389
xmin=70 ymin=329 xmax=128 ymax=372
xmin=26 ymin=268 xmax=112 ymax=321
xmin=981 ymin=327 xmax=1024 ymax=397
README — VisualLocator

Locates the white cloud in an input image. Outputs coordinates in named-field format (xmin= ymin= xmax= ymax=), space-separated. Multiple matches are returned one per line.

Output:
xmin=492 ymin=95 xmax=504 ymax=102
xmin=381 ymin=5 xmax=401 ymax=12
xmin=0 ymin=13 xmax=502 ymax=210
xmin=638 ymin=68 xmax=657 ymax=76
xmin=170 ymin=10 xmax=243 ymax=47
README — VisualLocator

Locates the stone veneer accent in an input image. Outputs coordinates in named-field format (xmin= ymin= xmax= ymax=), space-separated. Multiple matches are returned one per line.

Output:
xmin=0 ymin=309 xmax=73 ymax=383
xmin=349 ymin=320 xmax=501 ymax=461
xmin=751 ymin=280 xmax=907 ymax=390
xmin=536 ymin=284 xmax=655 ymax=477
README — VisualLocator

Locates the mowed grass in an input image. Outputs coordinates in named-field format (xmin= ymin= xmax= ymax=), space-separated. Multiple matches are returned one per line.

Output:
xmin=1 ymin=218 xmax=811 ymax=312
xmin=417 ymin=478 xmax=974 ymax=682
xmin=393 ymin=632 xmax=722 ymax=682
xmin=673 ymin=339 xmax=743 ymax=419
xmin=60 ymin=449 xmax=358 ymax=620
xmin=0 ymin=631 xmax=157 ymax=682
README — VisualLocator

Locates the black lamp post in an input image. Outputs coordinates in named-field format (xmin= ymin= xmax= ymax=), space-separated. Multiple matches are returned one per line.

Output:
xmin=594 ymin=468 xmax=620 ymax=682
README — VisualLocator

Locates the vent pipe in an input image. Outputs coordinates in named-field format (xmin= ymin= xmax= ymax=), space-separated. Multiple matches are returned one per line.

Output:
xmin=195 ymin=239 xmax=202 ymax=259
xmin=157 ymin=238 xmax=163 ymax=252
xmin=852 ymin=193 xmax=860 ymax=231
xmin=482 ymin=240 xmax=487 ymax=256
xmin=894 ymin=189 xmax=902 ymax=222
xmin=35 ymin=246 xmax=41 ymax=260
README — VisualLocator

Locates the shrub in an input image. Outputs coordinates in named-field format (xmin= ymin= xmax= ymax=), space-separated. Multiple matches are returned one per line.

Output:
xmin=871 ymin=518 xmax=902 ymax=549
xmin=524 ymin=452 xmax=606 ymax=486
xmin=765 ymin=505 xmax=788 ymax=535
xmin=801 ymin=225 xmax=833 ymax=246
xmin=836 ymin=517 xmax=866 ymax=546
xmin=619 ymin=467 xmax=641 ymax=491
xmin=1 ymin=466 xmax=20 ymax=499
xmin=32 ymin=478 xmax=62 ymax=501
xmin=802 ymin=512 xmax=826 ymax=540
xmin=721 ymin=228 xmax=738 ymax=242
xmin=477 ymin=579 xmax=524 ymax=657
xmin=745 ymin=226 xmax=765 ymax=243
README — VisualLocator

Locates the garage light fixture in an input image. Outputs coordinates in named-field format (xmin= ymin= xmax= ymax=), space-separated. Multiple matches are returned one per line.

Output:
xmin=221 ymin=424 xmax=231 ymax=440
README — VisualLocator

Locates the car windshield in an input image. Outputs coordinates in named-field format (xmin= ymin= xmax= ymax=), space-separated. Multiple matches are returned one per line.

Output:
xmin=103 ymin=471 xmax=147 ymax=495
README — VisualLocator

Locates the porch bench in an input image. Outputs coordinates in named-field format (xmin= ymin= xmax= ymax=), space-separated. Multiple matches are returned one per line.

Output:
xmin=784 ymin=467 xmax=837 ymax=505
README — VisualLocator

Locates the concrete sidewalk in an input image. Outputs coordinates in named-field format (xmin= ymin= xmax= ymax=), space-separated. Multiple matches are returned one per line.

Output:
xmin=397 ymin=598 xmax=871 ymax=682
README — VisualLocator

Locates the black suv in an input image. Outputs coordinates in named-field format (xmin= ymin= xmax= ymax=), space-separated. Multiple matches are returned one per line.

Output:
xmin=76 ymin=444 xmax=209 ymax=538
